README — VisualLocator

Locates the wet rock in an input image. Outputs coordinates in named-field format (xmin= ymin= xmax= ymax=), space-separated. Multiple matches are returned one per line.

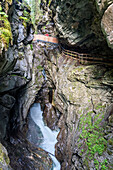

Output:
xmin=0 ymin=1 xmax=55 ymax=169
xmin=42 ymin=0 xmax=113 ymax=55
xmin=0 ymin=47 xmax=16 ymax=76
xmin=4 ymin=132 xmax=52 ymax=170
xmin=24 ymin=25 xmax=35 ymax=45
xmin=0 ymin=0 xmax=35 ymax=138
xmin=43 ymin=103 xmax=59 ymax=130
xmin=0 ymin=94 xmax=15 ymax=109
xmin=0 ymin=105 xmax=11 ymax=139
xmin=0 ymin=94 xmax=15 ymax=139
xmin=0 ymin=75 xmax=27 ymax=93
xmin=17 ymin=24 xmax=25 ymax=43
xmin=43 ymin=44 xmax=113 ymax=169
xmin=51 ymin=0 xmax=109 ymax=53
xmin=13 ymin=45 xmax=33 ymax=80
xmin=27 ymin=114 xmax=44 ymax=146
xmin=55 ymin=126 xmax=67 ymax=163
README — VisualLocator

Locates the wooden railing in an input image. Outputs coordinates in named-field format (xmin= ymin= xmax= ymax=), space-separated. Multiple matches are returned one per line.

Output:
xmin=61 ymin=46 xmax=113 ymax=66
xmin=33 ymin=34 xmax=113 ymax=66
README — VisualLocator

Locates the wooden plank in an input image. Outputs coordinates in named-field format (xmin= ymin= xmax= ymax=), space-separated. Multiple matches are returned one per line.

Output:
xmin=33 ymin=34 xmax=58 ymax=44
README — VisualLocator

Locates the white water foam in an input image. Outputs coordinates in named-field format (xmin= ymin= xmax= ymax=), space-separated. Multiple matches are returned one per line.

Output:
xmin=30 ymin=103 xmax=60 ymax=170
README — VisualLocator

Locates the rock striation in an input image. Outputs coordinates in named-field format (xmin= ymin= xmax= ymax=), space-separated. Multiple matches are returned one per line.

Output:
xmin=0 ymin=0 xmax=113 ymax=169
xmin=0 ymin=0 xmax=54 ymax=169
xmin=46 ymin=0 xmax=113 ymax=55
xmin=34 ymin=1 xmax=113 ymax=169
xmin=43 ymin=45 xmax=113 ymax=169
xmin=0 ymin=0 xmax=35 ymax=139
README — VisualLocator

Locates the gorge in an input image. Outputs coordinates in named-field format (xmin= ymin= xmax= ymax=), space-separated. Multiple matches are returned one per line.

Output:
xmin=0 ymin=0 xmax=113 ymax=170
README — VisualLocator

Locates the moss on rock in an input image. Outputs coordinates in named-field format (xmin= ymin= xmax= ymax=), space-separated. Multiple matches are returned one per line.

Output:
xmin=0 ymin=3 xmax=12 ymax=51
xmin=0 ymin=143 xmax=11 ymax=169
xmin=76 ymin=107 xmax=111 ymax=169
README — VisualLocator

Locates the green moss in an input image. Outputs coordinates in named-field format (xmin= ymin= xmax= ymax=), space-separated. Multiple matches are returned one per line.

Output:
xmin=19 ymin=16 xmax=29 ymax=22
xmin=3 ymin=153 xmax=9 ymax=165
xmin=95 ymin=103 xmax=106 ymax=110
xmin=94 ymin=159 xmax=99 ymax=170
xmin=37 ymin=65 xmax=43 ymax=70
xmin=19 ymin=16 xmax=30 ymax=28
xmin=0 ymin=154 xmax=4 ymax=163
xmin=0 ymin=144 xmax=10 ymax=166
xmin=83 ymin=159 xmax=90 ymax=169
xmin=39 ymin=75 xmax=43 ymax=78
xmin=30 ymin=44 xmax=33 ymax=50
xmin=108 ymin=139 xmax=113 ymax=146
xmin=78 ymin=108 xmax=108 ymax=169
xmin=0 ymin=7 xmax=12 ymax=50
xmin=78 ymin=110 xmax=82 ymax=114
xmin=72 ymin=67 xmax=84 ymax=73
xmin=17 ymin=1 xmax=32 ymax=28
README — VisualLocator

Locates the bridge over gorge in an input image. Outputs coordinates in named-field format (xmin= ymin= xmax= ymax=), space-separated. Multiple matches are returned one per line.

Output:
xmin=33 ymin=34 xmax=113 ymax=66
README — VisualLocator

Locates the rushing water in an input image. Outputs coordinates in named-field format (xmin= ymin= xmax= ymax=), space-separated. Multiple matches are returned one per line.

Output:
xmin=28 ymin=103 xmax=60 ymax=170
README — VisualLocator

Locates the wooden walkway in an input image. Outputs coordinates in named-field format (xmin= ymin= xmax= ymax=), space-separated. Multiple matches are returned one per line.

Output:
xmin=33 ymin=34 xmax=58 ymax=44
xmin=33 ymin=34 xmax=113 ymax=66
xmin=61 ymin=47 xmax=113 ymax=66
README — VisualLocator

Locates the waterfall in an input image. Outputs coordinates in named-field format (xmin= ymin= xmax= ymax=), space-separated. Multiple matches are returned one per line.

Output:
xmin=28 ymin=103 xmax=60 ymax=170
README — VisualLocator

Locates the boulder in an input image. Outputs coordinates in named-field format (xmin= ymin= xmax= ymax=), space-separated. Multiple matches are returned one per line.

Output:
xmin=101 ymin=4 xmax=113 ymax=49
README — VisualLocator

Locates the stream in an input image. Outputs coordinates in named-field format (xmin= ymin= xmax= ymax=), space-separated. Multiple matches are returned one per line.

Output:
xmin=27 ymin=103 xmax=60 ymax=170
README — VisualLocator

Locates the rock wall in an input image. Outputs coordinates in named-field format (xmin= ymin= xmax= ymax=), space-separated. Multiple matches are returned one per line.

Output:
xmin=36 ymin=1 xmax=113 ymax=169
xmin=0 ymin=0 xmax=35 ymax=139
xmin=0 ymin=1 xmax=54 ymax=169
xmin=0 ymin=0 xmax=113 ymax=169
xmin=47 ymin=0 xmax=113 ymax=55
xmin=43 ymin=45 xmax=113 ymax=169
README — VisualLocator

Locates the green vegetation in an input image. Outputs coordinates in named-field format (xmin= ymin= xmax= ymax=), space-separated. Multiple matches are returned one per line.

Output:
xmin=94 ymin=159 xmax=108 ymax=170
xmin=78 ymin=110 xmax=108 ymax=169
xmin=37 ymin=65 xmax=43 ymax=70
xmin=11 ymin=74 xmax=28 ymax=81
xmin=19 ymin=2 xmax=32 ymax=28
xmin=0 ymin=5 xmax=12 ymax=50
xmin=30 ymin=44 xmax=33 ymax=50
xmin=95 ymin=103 xmax=106 ymax=110
xmin=27 ymin=0 xmax=43 ymax=26
xmin=0 ymin=143 xmax=10 ymax=166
